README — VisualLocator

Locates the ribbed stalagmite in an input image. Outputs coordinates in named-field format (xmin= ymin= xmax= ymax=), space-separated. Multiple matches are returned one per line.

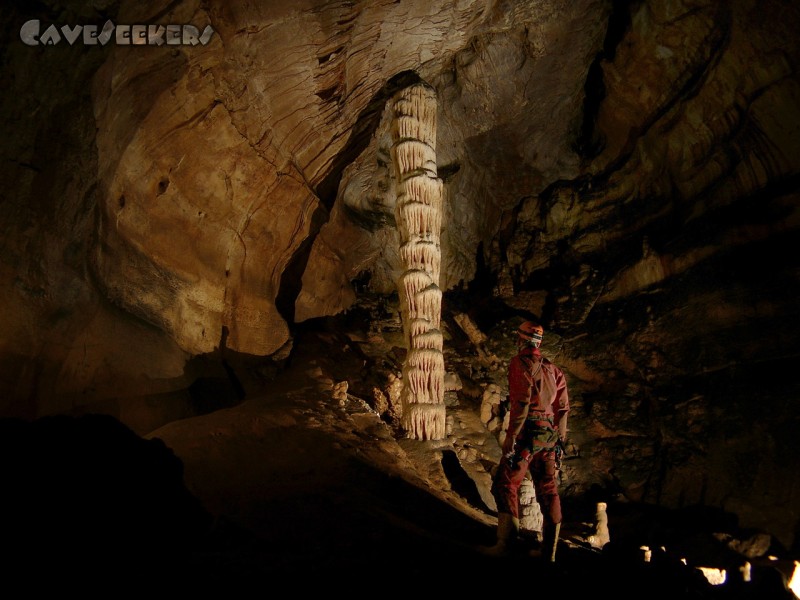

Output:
xmin=390 ymin=82 xmax=445 ymax=441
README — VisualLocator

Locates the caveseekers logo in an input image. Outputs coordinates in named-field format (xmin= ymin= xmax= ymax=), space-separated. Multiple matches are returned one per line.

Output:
xmin=20 ymin=19 xmax=215 ymax=46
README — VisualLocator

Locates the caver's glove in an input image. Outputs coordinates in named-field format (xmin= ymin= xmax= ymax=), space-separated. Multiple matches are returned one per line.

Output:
xmin=501 ymin=435 xmax=518 ymax=469
xmin=502 ymin=434 xmax=516 ymax=459
xmin=555 ymin=438 xmax=567 ymax=470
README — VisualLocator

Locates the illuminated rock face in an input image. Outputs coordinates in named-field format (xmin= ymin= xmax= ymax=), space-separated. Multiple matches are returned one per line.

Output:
xmin=0 ymin=0 xmax=610 ymax=416
xmin=1 ymin=0 xmax=799 ymax=551
xmin=519 ymin=478 xmax=544 ymax=536
xmin=390 ymin=84 xmax=446 ymax=441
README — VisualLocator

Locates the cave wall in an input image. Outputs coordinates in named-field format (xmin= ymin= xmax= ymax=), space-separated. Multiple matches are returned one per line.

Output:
xmin=491 ymin=0 xmax=800 ymax=547
xmin=0 ymin=1 xmax=196 ymax=422
xmin=1 ymin=0 xmax=609 ymax=412
xmin=1 ymin=0 xmax=799 ymax=547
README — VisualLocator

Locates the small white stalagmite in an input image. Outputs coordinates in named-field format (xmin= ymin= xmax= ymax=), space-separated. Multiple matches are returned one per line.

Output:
xmin=390 ymin=81 xmax=445 ymax=441
xmin=586 ymin=501 xmax=611 ymax=549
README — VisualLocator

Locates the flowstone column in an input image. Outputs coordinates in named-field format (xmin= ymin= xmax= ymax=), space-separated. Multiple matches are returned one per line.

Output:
xmin=390 ymin=83 xmax=445 ymax=441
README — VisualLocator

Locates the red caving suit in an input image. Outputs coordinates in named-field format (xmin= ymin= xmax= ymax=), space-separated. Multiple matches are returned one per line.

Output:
xmin=491 ymin=345 xmax=569 ymax=525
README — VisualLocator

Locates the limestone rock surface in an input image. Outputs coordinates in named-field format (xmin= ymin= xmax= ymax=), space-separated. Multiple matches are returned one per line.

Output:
xmin=1 ymin=0 xmax=799 ymax=553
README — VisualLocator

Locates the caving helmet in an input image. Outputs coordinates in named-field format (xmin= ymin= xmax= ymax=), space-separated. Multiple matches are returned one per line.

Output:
xmin=517 ymin=321 xmax=544 ymax=348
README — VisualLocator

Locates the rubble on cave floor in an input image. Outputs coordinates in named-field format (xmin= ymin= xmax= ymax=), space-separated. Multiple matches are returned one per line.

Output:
xmin=220 ymin=295 xmax=796 ymax=598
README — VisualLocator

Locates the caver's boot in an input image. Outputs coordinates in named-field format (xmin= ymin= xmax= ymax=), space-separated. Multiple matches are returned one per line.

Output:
xmin=525 ymin=529 xmax=544 ymax=559
xmin=481 ymin=513 xmax=520 ymax=556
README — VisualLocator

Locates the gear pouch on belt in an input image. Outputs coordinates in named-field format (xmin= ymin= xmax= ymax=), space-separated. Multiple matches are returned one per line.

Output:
xmin=521 ymin=416 xmax=559 ymax=453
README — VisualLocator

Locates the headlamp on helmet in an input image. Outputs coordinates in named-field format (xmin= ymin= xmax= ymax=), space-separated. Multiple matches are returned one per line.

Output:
xmin=517 ymin=321 xmax=544 ymax=347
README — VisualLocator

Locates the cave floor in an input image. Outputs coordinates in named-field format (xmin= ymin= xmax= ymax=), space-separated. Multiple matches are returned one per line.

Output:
xmin=138 ymin=324 xmax=797 ymax=599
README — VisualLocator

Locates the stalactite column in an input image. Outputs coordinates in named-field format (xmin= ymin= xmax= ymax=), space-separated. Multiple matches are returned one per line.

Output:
xmin=390 ymin=82 xmax=445 ymax=441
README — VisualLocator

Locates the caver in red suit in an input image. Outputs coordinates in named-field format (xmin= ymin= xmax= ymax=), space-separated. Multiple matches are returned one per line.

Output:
xmin=488 ymin=321 xmax=569 ymax=560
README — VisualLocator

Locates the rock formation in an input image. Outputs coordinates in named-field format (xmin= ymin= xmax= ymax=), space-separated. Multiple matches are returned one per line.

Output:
xmin=391 ymin=83 xmax=446 ymax=441
xmin=586 ymin=501 xmax=611 ymax=549
xmin=1 ymin=0 xmax=799 ymax=551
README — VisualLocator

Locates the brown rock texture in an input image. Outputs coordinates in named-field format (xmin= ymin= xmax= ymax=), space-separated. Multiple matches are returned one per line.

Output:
xmin=1 ymin=0 xmax=799 ymax=551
